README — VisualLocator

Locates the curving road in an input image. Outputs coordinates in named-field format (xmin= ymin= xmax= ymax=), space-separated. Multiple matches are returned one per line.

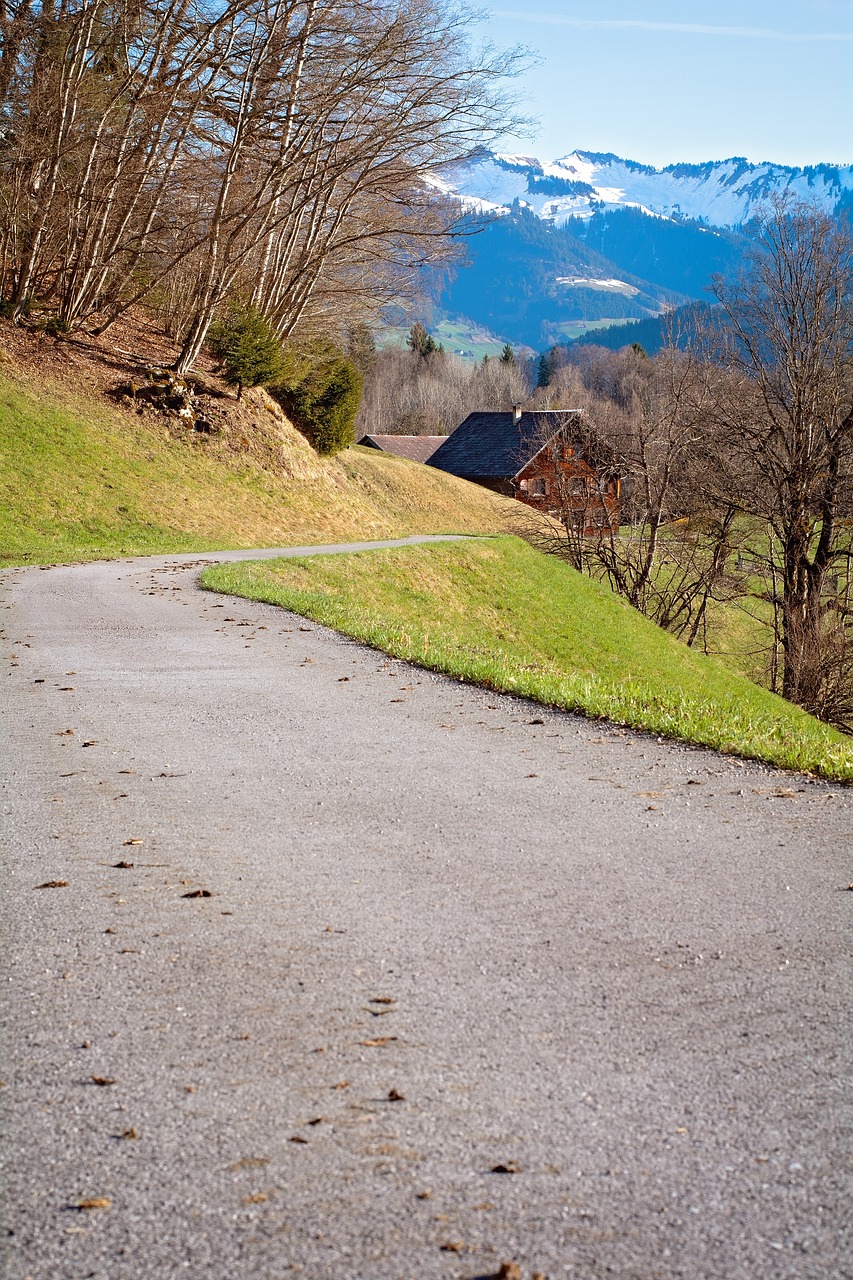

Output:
xmin=1 ymin=540 xmax=851 ymax=1280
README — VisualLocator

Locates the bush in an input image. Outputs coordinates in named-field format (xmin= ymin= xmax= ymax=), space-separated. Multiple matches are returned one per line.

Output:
xmin=273 ymin=354 xmax=363 ymax=456
xmin=207 ymin=303 xmax=286 ymax=398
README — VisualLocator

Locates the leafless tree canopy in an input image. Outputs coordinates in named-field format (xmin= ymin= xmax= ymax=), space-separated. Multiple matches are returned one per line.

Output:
xmin=357 ymin=342 xmax=530 ymax=435
xmin=0 ymin=0 xmax=528 ymax=367
xmin=708 ymin=196 xmax=853 ymax=718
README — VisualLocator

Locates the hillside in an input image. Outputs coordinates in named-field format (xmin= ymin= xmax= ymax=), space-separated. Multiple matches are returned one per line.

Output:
xmin=201 ymin=537 xmax=853 ymax=782
xmin=0 ymin=324 xmax=515 ymax=567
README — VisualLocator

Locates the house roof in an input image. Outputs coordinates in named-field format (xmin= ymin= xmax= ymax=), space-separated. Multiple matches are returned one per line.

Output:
xmin=427 ymin=411 xmax=582 ymax=480
xmin=357 ymin=434 xmax=447 ymax=463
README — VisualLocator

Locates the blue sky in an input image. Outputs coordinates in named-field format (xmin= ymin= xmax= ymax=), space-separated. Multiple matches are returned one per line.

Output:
xmin=483 ymin=1 xmax=853 ymax=167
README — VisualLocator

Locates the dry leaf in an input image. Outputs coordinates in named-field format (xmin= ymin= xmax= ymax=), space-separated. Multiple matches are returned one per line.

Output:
xmin=528 ymin=718 xmax=544 ymax=725
xmin=289 ymin=1135 xmax=308 ymax=1144
xmin=497 ymin=1265 xmax=522 ymax=1280
xmin=473 ymin=1202 xmax=494 ymax=1211
xmin=123 ymin=838 xmax=143 ymax=846
xmin=440 ymin=1241 xmax=465 ymax=1253
xmin=35 ymin=880 xmax=68 ymax=889
xmin=81 ymin=741 xmax=97 ymax=747
xmin=416 ymin=1189 xmax=431 ymax=1200
xmin=337 ymin=676 xmax=350 ymax=682
xmin=112 ymin=861 xmax=134 ymax=869
xmin=307 ymin=1117 xmax=323 ymax=1126
xmin=119 ymin=1127 xmax=139 ymax=1140
xmin=228 ymin=1156 xmax=269 ymax=1172
xmin=369 ymin=997 xmax=396 ymax=1005
xmin=359 ymin=1036 xmax=397 ymax=1047
xmin=91 ymin=1076 xmax=116 ymax=1086
xmin=77 ymin=1198 xmax=111 ymax=1211
xmin=491 ymin=1161 xmax=521 ymax=1174
xmin=331 ymin=1081 xmax=350 ymax=1090
xmin=182 ymin=889 xmax=212 ymax=898
xmin=242 ymin=1192 xmax=269 ymax=1205
xmin=387 ymin=1089 xmax=405 ymax=1102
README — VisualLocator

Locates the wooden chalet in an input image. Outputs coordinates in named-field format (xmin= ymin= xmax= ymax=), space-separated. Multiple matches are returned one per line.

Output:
xmin=427 ymin=408 xmax=620 ymax=534
xmin=357 ymin=434 xmax=446 ymax=463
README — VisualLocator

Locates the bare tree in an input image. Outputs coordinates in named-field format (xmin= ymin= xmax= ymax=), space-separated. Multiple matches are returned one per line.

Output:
xmin=520 ymin=343 xmax=746 ymax=644
xmin=708 ymin=195 xmax=853 ymax=721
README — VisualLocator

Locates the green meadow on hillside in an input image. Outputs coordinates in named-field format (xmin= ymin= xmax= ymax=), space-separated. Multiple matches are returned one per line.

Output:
xmin=202 ymin=536 xmax=853 ymax=782
xmin=0 ymin=369 xmax=513 ymax=567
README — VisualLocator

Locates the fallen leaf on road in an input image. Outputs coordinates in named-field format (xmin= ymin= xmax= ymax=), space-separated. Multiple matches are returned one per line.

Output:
xmin=416 ymin=1189 xmax=431 ymax=1200
xmin=359 ymin=1036 xmax=397 ymax=1047
xmin=81 ymin=741 xmax=98 ymax=747
xmin=35 ymin=880 xmax=68 ymax=889
xmin=112 ymin=861 xmax=134 ymax=869
xmin=91 ymin=1076 xmax=116 ymax=1086
xmin=307 ymin=1117 xmax=323 ymax=1126
xmin=365 ymin=1007 xmax=392 ymax=1016
xmin=388 ymin=1089 xmax=405 ymax=1102
xmin=369 ymin=996 xmax=396 ymax=1005
xmin=289 ymin=1135 xmax=308 ymax=1144
xmin=58 ymin=728 xmax=74 ymax=736
xmin=227 ymin=1156 xmax=269 ymax=1172
xmin=337 ymin=676 xmax=350 ymax=682
xmin=331 ymin=1081 xmax=350 ymax=1090
xmin=182 ymin=889 xmax=212 ymax=898
xmin=440 ymin=1241 xmax=466 ymax=1253
xmin=242 ymin=1192 xmax=269 ymax=1204
xmin=123 ymin=838 xmax=143 ymax=846
xmin=491 ymin=1161 xmax=521 ymax=1174
xmin=77 ymin=1198 xmax=111 ymax=1211
xmin=528 ymin=718 xmax=544 ymax=725
xmin=119 ymin=1127 xmax=139 ymax=1140
xmin=497 ymin=1264 xmax=522 ymax=1280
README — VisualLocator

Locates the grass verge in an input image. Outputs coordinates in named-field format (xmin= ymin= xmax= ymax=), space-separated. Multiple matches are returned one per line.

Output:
xmin=201 ymin=536 xmax=853 ymax=783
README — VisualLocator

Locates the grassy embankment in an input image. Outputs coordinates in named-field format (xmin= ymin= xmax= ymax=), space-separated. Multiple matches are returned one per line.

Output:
xmin=0 ymin=368 xmax=514 ymax=567
xmin=202 ymin=536 xmax=853 ymax=782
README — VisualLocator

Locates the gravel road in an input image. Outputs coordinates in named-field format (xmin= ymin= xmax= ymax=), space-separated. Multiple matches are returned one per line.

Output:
xmin=1 ymin=539 xmax=851 ymax=1280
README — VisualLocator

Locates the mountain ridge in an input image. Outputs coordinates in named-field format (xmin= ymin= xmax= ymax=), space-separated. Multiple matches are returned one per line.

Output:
xmin=441 ymin=148 xmax=853 ymax=228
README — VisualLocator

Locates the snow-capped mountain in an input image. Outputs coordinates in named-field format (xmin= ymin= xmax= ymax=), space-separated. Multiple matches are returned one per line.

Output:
xmin=443 ymin=150 xmax=853 ymax=228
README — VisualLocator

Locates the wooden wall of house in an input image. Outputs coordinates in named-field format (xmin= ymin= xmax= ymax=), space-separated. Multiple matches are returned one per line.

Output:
xmin=513 ymin=443 xmax=620 ymax=534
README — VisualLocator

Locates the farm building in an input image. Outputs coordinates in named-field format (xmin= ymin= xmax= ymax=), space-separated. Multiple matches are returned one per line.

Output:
xmin=427 ymin=408 xmax=620 ymax=533
xmin=357 ymin=434 xmax=446 ymax=463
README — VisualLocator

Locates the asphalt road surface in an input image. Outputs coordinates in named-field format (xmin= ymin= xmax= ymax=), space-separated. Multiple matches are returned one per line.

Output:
xmin=1 ymin=539 xmax=851 ymax=1280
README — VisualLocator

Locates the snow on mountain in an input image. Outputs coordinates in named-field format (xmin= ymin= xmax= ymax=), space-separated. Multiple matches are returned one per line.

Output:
xmin=445 ymin=150 xmax=853 ymax=228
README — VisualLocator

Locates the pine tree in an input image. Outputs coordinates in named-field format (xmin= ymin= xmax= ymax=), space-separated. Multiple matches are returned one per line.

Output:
xmin=499 ymin=343 xmax=515 ymax=366
xmin=207 ymin=303 xmax=286 ymax=399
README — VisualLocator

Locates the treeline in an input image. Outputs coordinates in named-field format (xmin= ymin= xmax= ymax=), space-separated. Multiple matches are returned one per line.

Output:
xmin=0 ymin=0 xmax=524 ymax=372
xmin=354 ymin=323 xmax=529 ymax=435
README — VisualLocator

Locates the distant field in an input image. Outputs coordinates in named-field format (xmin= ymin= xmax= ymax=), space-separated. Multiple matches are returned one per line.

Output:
xmin=201 ymin=536 xmax=853 ymax=783
xmin=378 ymin=316 xmax=529 ymax=362
xmin=553 ymin=317 xmax=641 ymax=341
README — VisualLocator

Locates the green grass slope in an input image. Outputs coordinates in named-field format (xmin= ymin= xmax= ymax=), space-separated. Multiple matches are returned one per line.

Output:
xmin=0 ymin=369 xmax=514 ymax=566
xmin=201 ymin=537 xmax=853 ymax=782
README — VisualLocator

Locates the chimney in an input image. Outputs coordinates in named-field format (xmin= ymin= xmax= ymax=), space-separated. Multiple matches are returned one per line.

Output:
xmin=512 ymin=403 xmax=522 ymax=425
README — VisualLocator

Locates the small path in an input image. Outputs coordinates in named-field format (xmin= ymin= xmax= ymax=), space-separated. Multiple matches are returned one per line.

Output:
xmin=0 ymin=544 xmax=850 ymax=1280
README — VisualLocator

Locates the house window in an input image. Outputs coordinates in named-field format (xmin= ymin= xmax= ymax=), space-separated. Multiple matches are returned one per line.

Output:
xmin=531 ymin=477 xmax=547 ymax=496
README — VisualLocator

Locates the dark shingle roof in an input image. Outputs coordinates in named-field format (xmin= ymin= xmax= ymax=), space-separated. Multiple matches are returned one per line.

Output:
xmin=358 ymin=434 xmax=447 ymax=463
xmin=427 ymin=411 xmax=581 ymax=480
